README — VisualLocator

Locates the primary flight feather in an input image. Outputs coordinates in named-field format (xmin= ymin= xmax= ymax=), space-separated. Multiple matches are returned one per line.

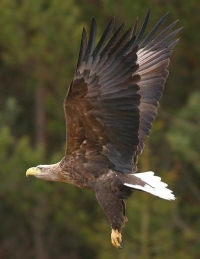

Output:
xmin=26 ymin=10 xmax=180 ymax=249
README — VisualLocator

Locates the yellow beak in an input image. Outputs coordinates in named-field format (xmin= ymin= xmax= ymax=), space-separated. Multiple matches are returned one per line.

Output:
xmin=26 ymin=167 xmax=38 ymax=177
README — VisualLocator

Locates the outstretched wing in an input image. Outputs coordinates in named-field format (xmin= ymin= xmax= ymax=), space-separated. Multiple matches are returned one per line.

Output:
xmin=134 ymin=13 xmax=181 ymax=167
xmin=64 ymin=11 xmax=180 ymax=174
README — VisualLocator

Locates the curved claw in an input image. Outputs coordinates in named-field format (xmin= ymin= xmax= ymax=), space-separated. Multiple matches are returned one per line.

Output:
xmin=111 ymin=229 xmax=123 ymax=249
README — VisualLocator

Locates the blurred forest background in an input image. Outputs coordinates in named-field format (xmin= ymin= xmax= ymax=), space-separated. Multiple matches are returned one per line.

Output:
xmin=0 ymin=0 xmax=199 ymax=258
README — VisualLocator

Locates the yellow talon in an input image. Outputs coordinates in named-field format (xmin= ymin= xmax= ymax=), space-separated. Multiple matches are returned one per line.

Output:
xmin=111 ymin=229 xmax=123 ymax=249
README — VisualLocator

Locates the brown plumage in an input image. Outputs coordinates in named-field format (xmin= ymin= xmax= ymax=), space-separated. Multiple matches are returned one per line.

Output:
xmin=26 ymin=10 xmax=181 ymax=248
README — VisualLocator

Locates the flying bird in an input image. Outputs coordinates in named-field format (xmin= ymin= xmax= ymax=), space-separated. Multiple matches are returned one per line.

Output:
xmin=26 ymin=10 xmax=181 ymax=249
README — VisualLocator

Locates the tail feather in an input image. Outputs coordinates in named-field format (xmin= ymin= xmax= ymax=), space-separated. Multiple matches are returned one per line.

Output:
xmin=123 ymin=171 xmax=176 ymax=200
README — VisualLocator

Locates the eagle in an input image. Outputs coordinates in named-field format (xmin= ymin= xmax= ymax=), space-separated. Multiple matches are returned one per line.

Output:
xmin=26 ymin=10 xmax=180 ymax=249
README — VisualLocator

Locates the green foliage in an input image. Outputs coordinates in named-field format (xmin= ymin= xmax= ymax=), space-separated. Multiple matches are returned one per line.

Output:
xmin=0 ymin=0 xmax=199 ymax=258
xmin=167 ymin=91 xmax=200 ymax=171
xmin=0 ymin=97 xmax=21 ymax=127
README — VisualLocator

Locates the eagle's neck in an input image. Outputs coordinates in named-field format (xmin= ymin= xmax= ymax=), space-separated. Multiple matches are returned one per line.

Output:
xmin=59 ymin=156 xmax=94 ymax=189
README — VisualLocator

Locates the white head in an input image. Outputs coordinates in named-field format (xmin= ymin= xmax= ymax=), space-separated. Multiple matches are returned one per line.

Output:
xmin=26 ymin=163 xmax=61 ymax=182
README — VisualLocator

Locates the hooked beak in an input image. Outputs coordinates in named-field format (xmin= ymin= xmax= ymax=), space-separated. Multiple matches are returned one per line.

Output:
xmin=26 ymin=167 xmax=39 ymax=177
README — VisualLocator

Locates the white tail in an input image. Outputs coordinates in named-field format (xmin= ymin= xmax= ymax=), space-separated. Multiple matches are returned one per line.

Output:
xmin=124 ymin=171 xmax=176 ymax=200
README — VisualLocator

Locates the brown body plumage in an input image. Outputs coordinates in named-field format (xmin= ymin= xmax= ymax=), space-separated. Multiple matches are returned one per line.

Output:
xmin=26 ymin=10 xmax=180 ymax=248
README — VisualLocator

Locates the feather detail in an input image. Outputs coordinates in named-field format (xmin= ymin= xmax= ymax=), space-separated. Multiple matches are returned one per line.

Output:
xmin=124 ymin=171 xmax=176 ymax=200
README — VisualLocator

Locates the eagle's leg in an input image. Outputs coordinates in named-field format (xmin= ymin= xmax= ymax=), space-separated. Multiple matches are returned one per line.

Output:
xmin=94 ymin=184 xmax=128 ymax=249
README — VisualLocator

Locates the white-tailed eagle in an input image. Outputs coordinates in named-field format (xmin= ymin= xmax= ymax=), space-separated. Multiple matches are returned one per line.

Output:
xmin=26 ymin=10 xmax=181 ymax=248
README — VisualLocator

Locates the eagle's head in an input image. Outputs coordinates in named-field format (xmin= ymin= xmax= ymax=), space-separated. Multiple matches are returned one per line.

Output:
xmin=26 ymin=163 xmax=61 ymax=182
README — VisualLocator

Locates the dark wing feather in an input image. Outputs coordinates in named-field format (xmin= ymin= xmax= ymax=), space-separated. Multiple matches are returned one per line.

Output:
xmin=64 ymin=11 xmax=180 ymax=174
xmin=132 ymin=20 xmax=182 ymax=168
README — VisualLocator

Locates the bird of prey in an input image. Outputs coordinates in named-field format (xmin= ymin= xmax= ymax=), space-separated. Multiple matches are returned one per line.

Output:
xmin=26 ymin=10 xmax=180 ymax=249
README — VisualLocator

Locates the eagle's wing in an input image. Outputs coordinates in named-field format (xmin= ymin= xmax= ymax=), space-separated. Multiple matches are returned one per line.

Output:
xmin=64 ymin=11 xmax=180 ymax=174
xmin=131 ymin=13 xmax=181 ymax=170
